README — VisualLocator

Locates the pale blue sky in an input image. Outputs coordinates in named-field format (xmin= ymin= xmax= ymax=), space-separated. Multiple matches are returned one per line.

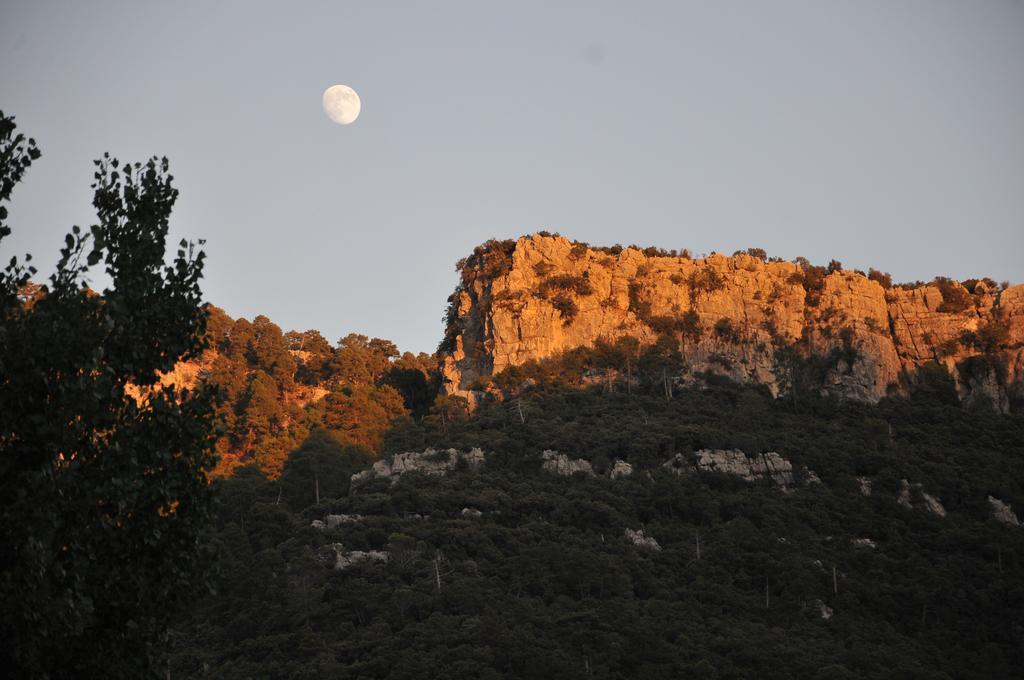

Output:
xmin=2 ymin=1 xmax=1022 ymax=353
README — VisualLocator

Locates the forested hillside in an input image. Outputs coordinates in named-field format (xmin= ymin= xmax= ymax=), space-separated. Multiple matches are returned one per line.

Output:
xmin=194 ymin=306 xmax=437 ymax=477
xmin=160 ymin=238 xmax=1024 ymax=679
xmin=170 ymin=363 xmax=1024 ymax=679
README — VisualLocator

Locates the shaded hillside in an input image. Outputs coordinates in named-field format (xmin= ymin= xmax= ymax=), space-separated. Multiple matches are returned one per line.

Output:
xmin=170 ymin=377 xmax=1024 ymax=679
xmin=440 ymin=235 xmax=1023 ymax=411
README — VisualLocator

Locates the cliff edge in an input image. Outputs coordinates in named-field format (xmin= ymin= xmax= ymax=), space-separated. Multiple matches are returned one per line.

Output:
xmin=439 ymin=234 xmax=1024 ymax=411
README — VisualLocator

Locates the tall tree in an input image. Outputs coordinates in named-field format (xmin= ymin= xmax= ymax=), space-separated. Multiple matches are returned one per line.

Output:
xmin=0 ymin=112 xmax=217 ymax=678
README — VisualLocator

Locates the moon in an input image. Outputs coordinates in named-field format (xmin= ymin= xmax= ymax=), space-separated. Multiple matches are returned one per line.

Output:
xmin=322 ymin=84 xmax=361 ymax=125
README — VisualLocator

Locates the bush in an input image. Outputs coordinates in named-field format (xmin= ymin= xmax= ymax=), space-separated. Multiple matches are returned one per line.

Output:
xmin=550 ymin=294 xmax=579 ymax=324
xmin=714 ymin=317 xmax=738 ymax=343
xmin=934 ymin=278 xmax=972 ymax=313
xmin=538 ymin=274 xmax=593 ymax=297
xmin=868 ymin=268 xmax=893 ymax=288
xmin=688 ymin=268 xmax=726 ymax=299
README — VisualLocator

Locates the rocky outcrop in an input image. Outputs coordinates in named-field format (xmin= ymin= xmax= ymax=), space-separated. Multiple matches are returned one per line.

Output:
xmin=857 ymin=477 xmax=873 ymax=496
xmin=441 ymin=234 xmax=1023 ymax=411
xmin=350 ymin=448 xmax=485 ymax=487
xmin=988 ymin=496 xmax=1020 ymax=526
xmin=663 ymin=449 xmax=805 ymax=488
xmin=809 ymin=599 xmax=834 ymax=620
xmin=318 ymin=543 xmax=388 ymax=571
xmin=898 ymin=480 xmax=947 ymax=517
xmin=609 ymin=459 xmax=634 ymax=479
xmin=624 ymin=528 xmax=661 ymax=551
xmin=311 ymin=514 xmax=365 ymax=530
xmin=540 ymin=450 xmax=595 ymax=477
xmin=852 ymin=537 xmax=877 ymax=549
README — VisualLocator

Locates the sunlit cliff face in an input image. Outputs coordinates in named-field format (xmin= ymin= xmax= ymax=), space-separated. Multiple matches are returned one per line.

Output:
xmin=440 ymin=234 xmax=1024 ymax=411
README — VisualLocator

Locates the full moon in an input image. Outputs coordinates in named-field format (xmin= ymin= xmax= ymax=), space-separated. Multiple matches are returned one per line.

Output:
xmin=322 ymin=84 xmax=361 ymax=125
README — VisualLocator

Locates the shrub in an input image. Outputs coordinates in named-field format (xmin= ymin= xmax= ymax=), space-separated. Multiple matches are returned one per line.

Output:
xmin=550 ymin=294 xmax=579 ymax=324
xmin=569 ymin=242 xmax=589 ymax=260
xmin=714 ymin=318 xmax=738 ymax=343
xmin=868 ymin=268 xmax=892 ymax=289
xmin=934 ymin=278 xmax=971 ymax=313
xmin=627 ymin=282 xmax=652 ymax=321
xmin=962 ymin=278 xmax=996 ymax=294
xmin=688 ymin=268 xmax=726 ymax=299
xmin=538 ymin=274 xmax=593 ymax=297
xmin=533 ymin=262 xmax=556 ymax=277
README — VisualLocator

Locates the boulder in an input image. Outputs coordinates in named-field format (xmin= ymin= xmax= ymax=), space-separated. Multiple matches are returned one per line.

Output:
xmin=318 ymin=543 xmax=389 ymax=571
xmin=624 ymin=528 xmax=661 ymax=551
xmin=609 ymin=459 xmax=634 ymax=479
xmin=988 ymin=496 xmax=1020 ymax=526
xmin=898 ymin=479 xmax=946 ymax=517
xmin=350 ymin=448 xmax=485 ymax=487
xmin=541 ymin=450 xmax=594 ymax=477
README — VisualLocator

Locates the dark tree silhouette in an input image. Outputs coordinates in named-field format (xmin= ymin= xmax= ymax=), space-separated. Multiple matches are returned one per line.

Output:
xmin=0 ymin=111 xmax=217 ymax=678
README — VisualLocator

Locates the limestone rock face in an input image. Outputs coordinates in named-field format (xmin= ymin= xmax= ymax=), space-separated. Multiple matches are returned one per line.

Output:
xmin=988 ymin=496 xmax=1021 ymax=526
xmin=898 ymin=480 xmax=947 ymax=517
xmin=350 ymin=448 xmax=485 ymax=487
xmin=697 ymin=449 xmax=795 ymax=487
xmin=663 ymin=449 xmax=800 ymax=488
xmin=318 ymin=543 xmax=388 ymax=571
xmin=609 ymin=459 xmax=634 ymax=479
xmin=810 ymin=599 xmax=834 ymax=620
xmin=857 ymin=477 xmax=873 ymax=496
xmin=540 ymin=450 xmax=595 ymax=477
xmin=440 ymin=234 xmax=1024 ymax=411
xmin=624 ymin=528 xmax=661 ymax=551
xmin=325 ymin=514 xmax=363 ymax=528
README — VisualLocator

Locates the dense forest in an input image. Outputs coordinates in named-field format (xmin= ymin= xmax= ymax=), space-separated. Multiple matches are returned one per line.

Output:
xmin=199 ymin=306 xmax=437 ymax=478
xmin=169 ymin=351 xmax=1024 ymax=679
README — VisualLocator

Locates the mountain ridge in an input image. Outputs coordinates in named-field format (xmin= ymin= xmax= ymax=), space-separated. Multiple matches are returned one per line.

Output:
xmin=439 ymin=234 xmax=1024 ymax=411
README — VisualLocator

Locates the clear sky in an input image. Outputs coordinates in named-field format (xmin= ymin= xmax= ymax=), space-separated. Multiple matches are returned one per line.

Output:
xmin=2 ymin=1 xmax=1022 ymax=353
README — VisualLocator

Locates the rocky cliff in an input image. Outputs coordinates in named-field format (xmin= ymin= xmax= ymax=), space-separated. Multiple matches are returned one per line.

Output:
xmin=440 ymin=234 xmax=1024 ymax=410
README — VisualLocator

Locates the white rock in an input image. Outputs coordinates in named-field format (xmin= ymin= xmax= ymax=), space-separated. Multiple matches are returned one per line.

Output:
xmin=811 ymin=599 xmax=834 ymax=620
xmin=310 ymin=519 xmax=326 ymax=530
xmin=325 ymin=514 xmax=363 ymax=529
xmin=624 ymin=527 xmax=661 ymax=551
xmin=898 ymin=479 xmax=946 ymax=517
xmin=461 ymin=507 xmax=483 ymax=518
xmin=350 ymin=448 xmax=485 ymax=487
xmin=852 ymin=537 xmax=877 ymax=549
xmin=857 ymin=477 xmax=872 ymax=496
xmin=988 ymin=496 xmax=1020 ymax=526
xmin=319 ymin=542 xmax=388 ymax=571
xmin=679 ymin=449 xmax=796 ymax=487
xmin=541 ymin=450 xmax=594 ymax=477
xmin=609 ymin=459 xmax=634 ymax=479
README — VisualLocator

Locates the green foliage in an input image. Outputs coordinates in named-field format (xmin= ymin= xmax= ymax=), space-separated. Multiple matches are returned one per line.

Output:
xmin=279 ymin=429 xmax=371 ymax=510
xmin=714 ymin=317 xmax=738 ymax=343
xmin=206 ymin=313 xmax=418 ymax=476
xmin=935 ymin=277 xmax=972 ymax=313
xmin=734 ymin=247 xmax=767 ymax=261
xmin=687 ymin=268 xmax=726 ymax=299
xmin=537 ymin=273 xmax=593 ymax=298
xmin=551 ymin=294 xmax=580 ymax=324
xmin=867 ymin=268 xmax=893 ymax=289
xmin=172 ymin=376 xmax=1024 ymax=679
xmin=0 ymin=113 xmax=216 ymax=678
